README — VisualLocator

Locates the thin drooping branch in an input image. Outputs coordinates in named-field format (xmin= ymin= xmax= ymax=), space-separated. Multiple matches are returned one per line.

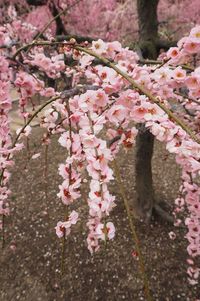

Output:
xmin=61 ymin=102 xmax=72 ymax=275
xmin=0 ymin=95 xmax=58 ymax=188
xmin=113 ymin=160 xmax=153 ymax=301
xmin=175 ymin=91 xmax=200 ymax=105
xmin=12 ymin=41 xmax=70 ymax=59
xmin=107 ymin=135 xmax=121 ymax=148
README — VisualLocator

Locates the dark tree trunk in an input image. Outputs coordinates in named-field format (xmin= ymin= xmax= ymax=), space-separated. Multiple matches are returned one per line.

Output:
xmin=135 ymin=126 xmax=155 ymax=222
xmin=135 ymin=0 xmax=159 ymax=222
xmin=137 ymin=0 xmax=159 ymax=42
xmin=49 ymin=2 xmax=67 ymax=35
xmin=26 ymin=0 xmax=67 ymax=35
xmin=137 ymin=0 xmax=159 ymax=60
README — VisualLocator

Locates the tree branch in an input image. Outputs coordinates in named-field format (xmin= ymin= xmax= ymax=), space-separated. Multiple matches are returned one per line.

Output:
xmin=55 ymin=34 xmax=96 ymax=43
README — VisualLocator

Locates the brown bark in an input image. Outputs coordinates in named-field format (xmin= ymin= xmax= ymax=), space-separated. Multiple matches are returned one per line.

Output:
xmin=135 ymin=0 xmax=159 ymax=222
xmin=26 ymin=0 xmax=67 ymax=35
xmin=49 ymin=2 xmax=67 ymax=35
xmin=135 ymin=125 xmax=155 ymax=222
xmin=137 ymin=0 xmax=159 ymax=42
xmin=137 ymin=0 xmax=159 ymax=59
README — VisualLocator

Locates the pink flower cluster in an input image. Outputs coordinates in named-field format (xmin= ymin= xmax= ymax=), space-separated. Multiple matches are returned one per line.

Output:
xmin=55 ymin=210 xmax=79 ymax=238
xmin=27 ymin=52 xmax=66 ymax=79
xmin=55 ymin=88 xmax=117 ymax=252
xmin=0 ymin=13 xmax=200 ymax=286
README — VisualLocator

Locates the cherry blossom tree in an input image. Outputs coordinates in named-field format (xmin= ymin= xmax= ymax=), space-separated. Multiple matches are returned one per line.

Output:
xmin=0 ymin=1 xmax=200 ymax=299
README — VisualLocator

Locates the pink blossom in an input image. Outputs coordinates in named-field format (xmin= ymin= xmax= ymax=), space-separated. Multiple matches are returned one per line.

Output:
xmin=68 ymin=210 xmax=79 ymax=225
xmin=183 ymin=38 xmax=200 ymax=54
xmin=185 ymin=76 xmax=200 ymax=90
xmin=57 ymin=178 xmax=81 ymax=205
xmin=31 ymin=153 xmax=41 ymax=160
xmin=96 ymin=222 xmax=115 ymax=240
xmin=107 ymin=105 xmax=128 ymax=124
xmin=55 ymin=221 xmax=71 ymax=238
xmin=172 ymin=67 xmax=186 ymax=82
xmin=91 ymin=39 xmax=107 ymax=55
xmin=167 ymin=47 xmax=180 ymax=60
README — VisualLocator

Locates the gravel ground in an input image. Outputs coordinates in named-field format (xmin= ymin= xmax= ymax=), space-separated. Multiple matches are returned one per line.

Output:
xmin=1 ymin=127 xmax=200 ymax=301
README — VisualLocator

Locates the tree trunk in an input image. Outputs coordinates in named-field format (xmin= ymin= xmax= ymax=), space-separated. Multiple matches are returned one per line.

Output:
xmin=135 ymin=0 xmax=159 ymax=222
xmin=26 ymin=0 xmax=67 ymax=35
xmin=49 ymin=2 xmax=67 ymax=35
xmin=137 ymin=0 xmax=159 ymax=42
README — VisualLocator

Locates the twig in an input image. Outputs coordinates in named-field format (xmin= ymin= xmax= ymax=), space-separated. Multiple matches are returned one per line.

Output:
xmin=107 ymin=135 xmax=121 ymax=148
xmin=139 ymin=59 xmax=194 ymax=71
xmin=61 ymin=210 xmax=68 ymax=275
xmin=174 ymin=91 xmax=200 ymax=105
xmin=0 ymin=41 xmax=19 ymax=49
xmin=61 ymin=102 xmax=72 ymax=275
xmin=1 ymin=215 xmax=5 ymax=249
xmin=112 ymin=160 xmax=153 ymax=301
xmin=44 ymin=144 xmax=48 ymax=203
xmin=55 ymin=34 xmax=95 ymax=43
xmin=12 ymin=41 xmax=71 ymax=59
